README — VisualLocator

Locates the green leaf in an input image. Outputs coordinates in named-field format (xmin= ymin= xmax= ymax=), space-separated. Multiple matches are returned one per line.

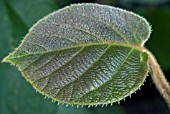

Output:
xmin=3 ymin=3 xmax=151 ymax=106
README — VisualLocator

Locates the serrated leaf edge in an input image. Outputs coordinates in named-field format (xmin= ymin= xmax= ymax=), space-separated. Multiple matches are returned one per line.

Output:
xmin=2 ymin=42 xmax=149 ymax=107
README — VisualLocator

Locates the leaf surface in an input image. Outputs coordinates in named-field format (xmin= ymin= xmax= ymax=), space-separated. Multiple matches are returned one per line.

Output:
xmin=3 ymin=3 xmax=151 ymax=106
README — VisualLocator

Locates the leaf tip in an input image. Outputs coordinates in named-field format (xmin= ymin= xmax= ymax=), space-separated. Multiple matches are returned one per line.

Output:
xmin=2 ymin=57 xmax=7 ymax=63
xmin=2 ymin=55 xmax=10 ymax=63
xmin=1 ymin=54 xmax=15 ymax=65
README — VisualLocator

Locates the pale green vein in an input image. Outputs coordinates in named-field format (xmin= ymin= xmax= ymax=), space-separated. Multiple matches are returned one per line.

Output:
xmin=21 ymin=46 xmax=81 ymax=72
xmin=76 ymin=48 xmax=134 ymax=102
xmin=73 ymin=12 xmax=129 ymax=43
xmin=134 ymin=20 xmax=143 ymax=35
xmin=25 ymin=54 xmax=57 ymax=74
xmin=2 ymin=3 xmax=151 ymax=106
xmin=32 ymin=46 xmax=85 ymax=83
xmin=6 ymin=45 xmax=83 ymax=60
xmin=21 ymin=54 xmax=43 ymax=71
xmin=55 ymin=45 xmax=111 ymax=98
xmin=104 ymin=50 xmax=136 ymax=102
xmin=30 ymin=46 xmax=83 ymax=78
xmin=24 ymin=41 xmax=47 ymax=50
xmin=30 ymin=32 xmax=78 ymax=43
xmin=6 ymin=43 xmax=133 ymax=61
xmin=124 ymin=15 xmax=139 ymax=44
xmin=51 ymin=22 xmax=104 ymax=41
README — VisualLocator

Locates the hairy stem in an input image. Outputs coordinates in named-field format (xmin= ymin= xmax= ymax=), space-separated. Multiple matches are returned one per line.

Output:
xmin=147 ymin=51 xmax=170 ymax=108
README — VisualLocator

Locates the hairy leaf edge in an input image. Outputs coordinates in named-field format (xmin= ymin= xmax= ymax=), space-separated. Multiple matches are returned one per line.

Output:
xmin=2 ymin=43 xmax=149 ymax=107
xmin=2 ymin=3 xmax=151 ymax=62
xmin=3 ymin=42 xmax=146 ymax=63
xmin=1 ymin=3 xmax=152 ymax=107
xmin=28 ymin=3 xmax=152 ymax=46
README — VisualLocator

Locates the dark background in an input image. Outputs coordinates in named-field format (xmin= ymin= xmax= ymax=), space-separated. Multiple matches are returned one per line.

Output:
xmin=0 ymin=0 xmax=170 ymax=114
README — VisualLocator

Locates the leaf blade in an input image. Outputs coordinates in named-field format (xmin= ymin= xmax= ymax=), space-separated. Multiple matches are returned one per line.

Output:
xmin=3 ymin=3 xmax=151 ymax=106
xmin=5 ymin=3 xmax=151 ymax=59
xmin=4 ymin=43 xmax=149 ymax=105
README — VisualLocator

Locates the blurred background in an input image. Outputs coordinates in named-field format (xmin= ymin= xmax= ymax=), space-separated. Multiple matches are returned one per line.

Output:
xmin=0 ymin=0 xmax=170 ymax=114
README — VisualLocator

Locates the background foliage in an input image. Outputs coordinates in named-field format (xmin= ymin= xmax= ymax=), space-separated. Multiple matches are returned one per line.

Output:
xmin=0 ymin=0 xmax=170 ymax=114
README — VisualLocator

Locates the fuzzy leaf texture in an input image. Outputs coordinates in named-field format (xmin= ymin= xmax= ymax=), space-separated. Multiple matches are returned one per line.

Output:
xmin=3 ymin=3 xmax=151 ymax=106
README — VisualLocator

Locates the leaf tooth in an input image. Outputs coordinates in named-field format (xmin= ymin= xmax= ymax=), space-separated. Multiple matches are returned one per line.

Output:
xmin=88 ymin=105 xmax=92 ymax=108
xmin=129 ymin=95 xmax=132 ymax=98
xmin=142 ymin=83 xmax=145 ymax=86
xmin=101 ymin=104 xmax=105 ymax=107
xmin=87 ymin=105 xmax=90 ymax=108
xmin=76 ymin=105 xmax=80 ymax=108
xmin=90 ymin=105 xmax=94 ymax=108
xmin=51 ymin=100 xmax=56 ymax=103
xmin=81 ymin=105 xmax=84 ymax=108
xmin=44 ymin=96 xmax=47 ymax=99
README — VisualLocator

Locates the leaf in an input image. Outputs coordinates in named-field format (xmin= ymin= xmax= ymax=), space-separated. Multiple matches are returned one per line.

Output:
xmin=3 ymin=3 xmax=151 ymax=106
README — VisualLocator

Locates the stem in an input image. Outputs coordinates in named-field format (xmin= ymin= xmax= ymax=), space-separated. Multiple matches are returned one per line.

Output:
xmin=147 ymin=51 xmax=170 ymax=108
